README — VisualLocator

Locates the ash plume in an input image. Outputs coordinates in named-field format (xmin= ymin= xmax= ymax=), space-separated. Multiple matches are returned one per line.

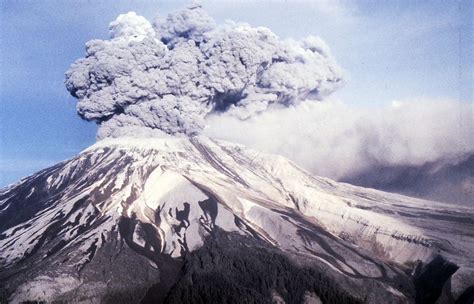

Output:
xmin=206 ymin=98 xmax=474 ymax=181
xmin=65 ymin=4 xmax=344 ymax=138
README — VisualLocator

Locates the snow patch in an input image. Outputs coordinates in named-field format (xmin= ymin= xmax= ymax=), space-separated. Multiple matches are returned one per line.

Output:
xmin=10 ymin=275 xmax=81 ymax=304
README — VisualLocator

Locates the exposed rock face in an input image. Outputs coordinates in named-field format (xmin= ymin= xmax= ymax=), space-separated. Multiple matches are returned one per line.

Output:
xmin=1 ymin=136 xmax=473 ymax=303
xmin=413 ymin=255 xmax=459 ymax=303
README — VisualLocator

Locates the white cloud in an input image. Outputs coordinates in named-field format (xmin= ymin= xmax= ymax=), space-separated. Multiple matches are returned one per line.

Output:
xmin=205 ymin=98 xmax=473 ymax=179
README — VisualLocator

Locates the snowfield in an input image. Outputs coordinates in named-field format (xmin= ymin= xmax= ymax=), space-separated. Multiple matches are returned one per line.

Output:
xmin=1 ymin=136 xmax=473 ymax=303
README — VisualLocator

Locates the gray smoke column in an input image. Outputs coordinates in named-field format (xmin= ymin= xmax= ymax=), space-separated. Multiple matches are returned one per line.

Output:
xmin=65 ymin=4 xmax=344 ymax=138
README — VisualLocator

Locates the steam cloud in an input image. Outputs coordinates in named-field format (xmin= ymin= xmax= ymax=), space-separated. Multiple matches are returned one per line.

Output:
xmin=65 ymin=4 xmax=344 ymax=138
xmin=205 ymin=99 xmax=474 ymax=180
xmin=65 ymin=4 xmax=472 ymax=182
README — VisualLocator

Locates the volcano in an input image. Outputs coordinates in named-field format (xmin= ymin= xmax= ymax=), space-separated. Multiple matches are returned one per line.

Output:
xmin=1 ymin=136 xmax=473 ymax=303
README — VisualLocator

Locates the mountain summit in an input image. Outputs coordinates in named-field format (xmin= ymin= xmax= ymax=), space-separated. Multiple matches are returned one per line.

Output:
xmin=1 ymin=136 xmax=473 ymax=303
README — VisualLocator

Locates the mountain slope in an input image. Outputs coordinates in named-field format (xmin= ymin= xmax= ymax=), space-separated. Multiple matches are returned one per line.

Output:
xmin=1 ymin=136 xmax=473 ymax=303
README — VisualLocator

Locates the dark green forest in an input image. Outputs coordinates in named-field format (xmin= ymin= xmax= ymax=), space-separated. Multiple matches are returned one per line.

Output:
xmin=146 ymin=229 xmax=363 ymax=304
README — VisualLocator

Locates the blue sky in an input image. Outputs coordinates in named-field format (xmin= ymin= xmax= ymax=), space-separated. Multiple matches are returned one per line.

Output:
xmin=0 ymin=0 xmax=472 ymax=186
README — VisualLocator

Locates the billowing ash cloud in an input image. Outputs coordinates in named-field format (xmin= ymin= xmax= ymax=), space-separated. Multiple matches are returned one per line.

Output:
xmin=205 ymin=98 xmax=474 ymax=180
xmin=65 ymin=4 xmax=344 ymax=138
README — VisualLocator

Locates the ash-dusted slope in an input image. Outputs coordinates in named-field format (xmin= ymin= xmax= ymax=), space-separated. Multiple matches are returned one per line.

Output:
xmin=1 ymin=136 xmax=473 ymax=303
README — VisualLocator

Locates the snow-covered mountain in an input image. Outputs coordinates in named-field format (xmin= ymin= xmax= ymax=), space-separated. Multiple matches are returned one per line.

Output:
xmin=1 ymin=136 xmax=473 ymax=303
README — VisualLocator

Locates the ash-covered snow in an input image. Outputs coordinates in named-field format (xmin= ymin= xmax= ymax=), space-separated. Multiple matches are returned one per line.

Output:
xmin=10 ymin=275 xmax=81 ymax=304
xmin=1 ymin=136 xmax=473 ymax=302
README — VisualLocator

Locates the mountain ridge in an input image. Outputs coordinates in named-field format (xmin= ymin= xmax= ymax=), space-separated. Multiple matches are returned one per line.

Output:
xmin=1 ymin=136 xmax=473 ymax=303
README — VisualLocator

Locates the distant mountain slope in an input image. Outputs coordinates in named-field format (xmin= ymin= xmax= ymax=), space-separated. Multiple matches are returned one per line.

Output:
xmin=342 ymin=153 xmax=474 ymax=205
xmin=1 ymin=137 xmax=473 ymax=303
